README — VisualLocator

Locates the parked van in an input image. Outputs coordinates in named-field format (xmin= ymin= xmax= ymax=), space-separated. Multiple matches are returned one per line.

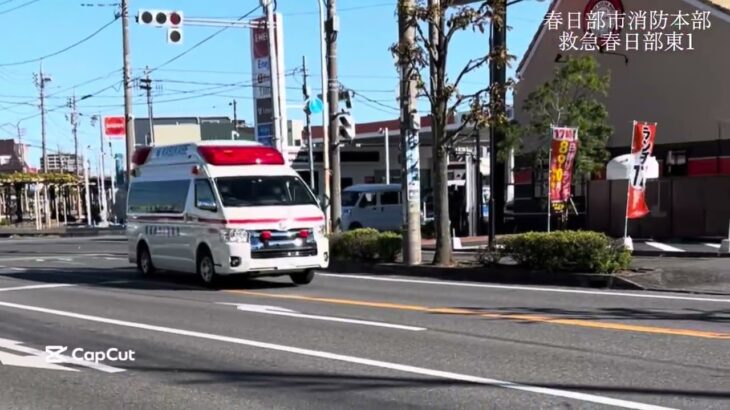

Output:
xmin=341 ymin=184 xmax=403 ymax=231
xmin=126 ymin=141 xmax=328 ymax=286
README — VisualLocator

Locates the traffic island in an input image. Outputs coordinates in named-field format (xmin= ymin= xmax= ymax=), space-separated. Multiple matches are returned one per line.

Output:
xmin=326 ymin=259 xmax=642 ymax=290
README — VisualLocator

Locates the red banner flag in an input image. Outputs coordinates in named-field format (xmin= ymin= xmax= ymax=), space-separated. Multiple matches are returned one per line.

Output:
xmin=627 ymin=122 xmax=657 ymax=219
xmin=549 ymin=127 xmax=579 ymax=212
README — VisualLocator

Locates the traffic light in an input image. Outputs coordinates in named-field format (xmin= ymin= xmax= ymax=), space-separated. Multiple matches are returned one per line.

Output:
xmin=137 ymin=10 xmax=183 ymax=27
xmin=137 ymin=9 xmax=183 ymax=44
xmin=336 ymin=111 xmax=355 ymax=142
xmin=168 ymin=27 xmax=183 ymax=44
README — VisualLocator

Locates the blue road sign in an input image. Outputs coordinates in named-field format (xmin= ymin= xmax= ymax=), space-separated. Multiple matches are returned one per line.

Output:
xmin=307 ymin=97 xmax=323 ymax=115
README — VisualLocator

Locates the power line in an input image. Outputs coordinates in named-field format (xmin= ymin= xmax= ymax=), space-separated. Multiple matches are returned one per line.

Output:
xmin=0 ymin=16 xmax=119 ymax=67
xmin=147 ymin=4 xmax=262 ymax=75
xmin=0 ymin=0 xmax=40 ymax=16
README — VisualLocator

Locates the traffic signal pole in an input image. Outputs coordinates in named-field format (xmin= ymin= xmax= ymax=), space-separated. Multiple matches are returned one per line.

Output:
xmin=121 ymin=0 xmax=135 ymax=180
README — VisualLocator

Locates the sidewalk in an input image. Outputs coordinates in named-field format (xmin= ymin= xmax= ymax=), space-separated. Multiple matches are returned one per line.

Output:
xmin=329 ymin=251 xmax=730 ymax=296
xmin=422 ymin=235 xmax=729 ymax=257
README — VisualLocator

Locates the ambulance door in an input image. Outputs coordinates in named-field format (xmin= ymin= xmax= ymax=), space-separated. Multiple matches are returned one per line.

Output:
xmin=184 ymin=179 xmax=220 ymax=271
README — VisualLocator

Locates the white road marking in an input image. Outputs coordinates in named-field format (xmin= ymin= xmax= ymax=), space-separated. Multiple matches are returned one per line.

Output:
xmin=0 ymin=300 xmax=674 ymax=409
xmin=0 ymin=284 xmax=74 ymax=292
xmin=644 ymin=242 xmax=685 ymax=253
xmin=704 ymin=243 xmax=721 ymax=249
xmin=218 ymin=303 xmax=426 ymax=332
xmin=317 ymin=274 xmax=730 ymax=304
xmin=0 ymin=338 xmax=124 ymax=373
xmin=0 ymin=254 xmax=123 ymax=263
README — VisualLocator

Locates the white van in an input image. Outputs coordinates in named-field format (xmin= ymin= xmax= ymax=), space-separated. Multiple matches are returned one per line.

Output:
xmin=126 ymin=141 xmax=329 ymax=286
xmin=341 ymin=184 xmax=403 ymax=231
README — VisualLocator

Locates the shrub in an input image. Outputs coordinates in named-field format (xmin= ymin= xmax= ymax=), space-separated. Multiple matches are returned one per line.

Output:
xmin=501 ymin=230 xmax=631 ymax=274
xmin=376 ymin=231 xmax=403 ymax=262
xmin=330 ymin=228 xmax=402 ymax=262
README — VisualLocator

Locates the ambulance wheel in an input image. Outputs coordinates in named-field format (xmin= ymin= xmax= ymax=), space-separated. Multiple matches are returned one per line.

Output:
xmin=290 ymin=269 xmax=315 ymax=285
xmin=197 ymin=248 xmax=218 ymax=287
xmin=137 ymin=242 xmax=155 ymax=276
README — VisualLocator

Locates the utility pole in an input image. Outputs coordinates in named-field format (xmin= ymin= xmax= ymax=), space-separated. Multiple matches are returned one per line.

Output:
xmin=139 ymin=67 xmax=155 ymax=145
xmin=326 ymin=0 xmax=342 ymax=232
xmin=121 ymin=0 xmax=135 ymax=180
xmin=399 ymin=0 xmax=422 ymax=265
xmin=317 ymin=0 xmax=331 ymax=234
xmin=68 ymin=93 xmax=80 ymax=175
xmin=302 ymin=56 xmax=316 ymax=191
xmin=230 ymin=99 xmax=238 ymax=127
xmin=34 ymin=62 xmax=51 ymax=173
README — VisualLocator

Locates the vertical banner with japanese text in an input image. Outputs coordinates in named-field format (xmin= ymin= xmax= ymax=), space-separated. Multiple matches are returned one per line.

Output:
xmin=549 ymin=126 xmax=579 ymax=212
xmin=626 ymin=121 xmax=657 ymax=219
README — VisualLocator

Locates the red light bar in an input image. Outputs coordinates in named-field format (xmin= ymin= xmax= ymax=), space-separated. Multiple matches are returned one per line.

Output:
xmin=260 ymin=231 xmax=272 ymax=241
xmin=132 ymin=147 xmax=152 ymax=165
xmin=298 ymin=229 xmax=310 ymax=239
xmin=197 ymin=146 xmax=284 ymax=166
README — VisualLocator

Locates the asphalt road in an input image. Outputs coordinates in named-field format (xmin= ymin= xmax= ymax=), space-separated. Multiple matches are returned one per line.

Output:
xmin=0 ymin=237 xmax=728 ymax=409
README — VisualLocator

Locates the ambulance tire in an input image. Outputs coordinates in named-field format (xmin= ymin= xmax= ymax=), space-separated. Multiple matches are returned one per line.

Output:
xmin=290 ymin=269 xmax=315 ymax=285
xmin=137 ymin=242 xmax=155 ymax=276
xmin=196 ymin=247 xmax=218 ymax=287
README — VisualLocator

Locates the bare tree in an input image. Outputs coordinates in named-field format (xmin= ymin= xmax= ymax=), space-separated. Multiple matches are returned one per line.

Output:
xmin=393 ymin=0 xmax=507 ymax=266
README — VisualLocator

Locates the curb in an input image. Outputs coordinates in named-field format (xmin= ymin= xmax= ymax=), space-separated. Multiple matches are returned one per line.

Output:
xmin=631 ymin=250 xmax=730 ymax=258
xmin=326 ymin=261 xmax=643 ymax=291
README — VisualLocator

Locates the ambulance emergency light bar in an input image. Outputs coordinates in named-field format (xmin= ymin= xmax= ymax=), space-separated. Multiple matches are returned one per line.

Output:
xmin=131 ymin=145 xmax=285 ymax=167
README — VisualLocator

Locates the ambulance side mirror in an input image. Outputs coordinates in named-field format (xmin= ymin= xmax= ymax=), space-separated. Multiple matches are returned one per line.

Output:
xmin=196 ymin=200 xmax=217 ymax=213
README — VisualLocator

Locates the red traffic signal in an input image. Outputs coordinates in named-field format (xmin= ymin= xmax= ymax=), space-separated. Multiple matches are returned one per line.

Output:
xmin=170 ymin=11 xmax=182 ymax=26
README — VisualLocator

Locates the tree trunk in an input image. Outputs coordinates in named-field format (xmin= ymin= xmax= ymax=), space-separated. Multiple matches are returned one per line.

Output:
xmin=432 ymin=143 xmax=452 ymax=265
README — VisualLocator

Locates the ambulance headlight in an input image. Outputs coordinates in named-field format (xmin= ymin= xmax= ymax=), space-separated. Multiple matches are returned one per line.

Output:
xmin=220 ymin=229 xmax=250 ymax=243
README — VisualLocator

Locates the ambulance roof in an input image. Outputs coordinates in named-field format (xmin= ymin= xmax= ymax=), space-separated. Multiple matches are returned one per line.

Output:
xmin=131 ymin=141 xmax=285 ymax=168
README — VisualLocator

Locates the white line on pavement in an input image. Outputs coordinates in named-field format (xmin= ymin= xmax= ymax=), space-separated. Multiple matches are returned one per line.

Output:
xmin=704 ymin=243 xmax=721 ymax=249
xmin=317 ymin=274 xmax=730 ymax=304
xmin=0 ymin=300 xmax=675 ymax=410
xmin=0 ymin=284 xmax=75 ymax=292
xmin=0 ymin=254 xmax=124 ymax=263
xmin=645 ymin=242 xmax=685 ymax=252
xmin=217 ymin=303 xmax=426 ymax=331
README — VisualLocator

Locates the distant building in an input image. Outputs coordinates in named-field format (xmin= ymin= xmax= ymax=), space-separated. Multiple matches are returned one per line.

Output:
xmin=0 ymin=139 xmax=30 ymax=173
xmin=134 ymin=116 xmax=255 ymax=146
xmin=41 ymin=153 xmax=83 ymax=174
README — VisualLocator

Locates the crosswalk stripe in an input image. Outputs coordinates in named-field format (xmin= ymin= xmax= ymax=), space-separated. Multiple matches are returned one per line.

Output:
xmin=704 ymin=243 xmax=721 ymax=249
xmin=645 ymin=241 xmax=685 ymax=252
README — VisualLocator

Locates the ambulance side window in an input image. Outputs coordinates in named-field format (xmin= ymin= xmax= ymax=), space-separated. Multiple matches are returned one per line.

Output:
xmin=195 ymin=180 xmax=217 ymax=212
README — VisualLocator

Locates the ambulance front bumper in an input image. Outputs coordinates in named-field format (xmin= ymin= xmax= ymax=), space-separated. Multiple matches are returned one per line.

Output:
xmin=213 ymin=238 xmax=329 ymax=276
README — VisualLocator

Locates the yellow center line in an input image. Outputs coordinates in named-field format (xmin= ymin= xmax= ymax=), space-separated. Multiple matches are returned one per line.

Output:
xmin=224 ymin=290 xmax=730 ymax=340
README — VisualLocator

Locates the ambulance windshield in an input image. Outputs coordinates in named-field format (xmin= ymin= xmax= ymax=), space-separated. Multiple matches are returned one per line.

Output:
xmin=215 ymin=175 xmax=318 ymax=207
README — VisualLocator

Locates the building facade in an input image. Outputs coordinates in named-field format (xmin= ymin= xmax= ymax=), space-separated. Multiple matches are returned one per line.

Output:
xmin=512 ymin=0 xmax=730 ymax=238
xmin=40 ymin=153 xmax=83 ymax=174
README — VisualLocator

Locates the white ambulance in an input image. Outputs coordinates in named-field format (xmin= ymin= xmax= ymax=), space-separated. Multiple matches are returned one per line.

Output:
xmin=126 ymin=141 xmax=329 ymax=286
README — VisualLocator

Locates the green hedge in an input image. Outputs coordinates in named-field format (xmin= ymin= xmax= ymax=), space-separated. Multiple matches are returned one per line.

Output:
xmin=500 ymin=230 xmax=631 ymax=274
xmin=330 ymin=228 xmax=403 ymax=263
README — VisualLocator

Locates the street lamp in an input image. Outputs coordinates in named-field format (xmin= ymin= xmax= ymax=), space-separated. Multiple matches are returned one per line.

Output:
xmin=90 ymin=115 xmax=109 ymax=228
